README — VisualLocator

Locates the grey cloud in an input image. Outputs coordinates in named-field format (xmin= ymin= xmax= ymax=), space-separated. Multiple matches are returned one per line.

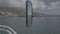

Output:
xmin=0 ymin=0 xmax=46 ymax=9
xmin=0 ymin=0 xmax=9 ymax=7
xmin=0 ymin=0 xmax=25 ymax=8
xmin=48 ymin=1 xmax=60 ymax=9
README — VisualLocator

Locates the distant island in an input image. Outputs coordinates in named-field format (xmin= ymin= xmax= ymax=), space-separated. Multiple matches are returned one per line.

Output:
xmin=0 ymin=7 xmax=59 ymax=17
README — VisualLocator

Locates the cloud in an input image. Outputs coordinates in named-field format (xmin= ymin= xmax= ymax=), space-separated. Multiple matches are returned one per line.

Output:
xmin=0 ymin=0 xmax=26 ymax=8
xmin=0 ymin=0 xmax=9 ymax=7
xmin=0 ymin=0 xmax=46 ymax=9
xmin=48 ymin=1 xmax=60 ymax=9
xmin=31 ymin=0 xmax=46 ymax=9
xmin=8 ymin=0 xmax=25 ymax=8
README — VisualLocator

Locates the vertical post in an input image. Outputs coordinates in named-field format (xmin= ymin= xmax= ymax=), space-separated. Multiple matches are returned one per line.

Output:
xmin=26 ymin=0 xmax=33 ymax=27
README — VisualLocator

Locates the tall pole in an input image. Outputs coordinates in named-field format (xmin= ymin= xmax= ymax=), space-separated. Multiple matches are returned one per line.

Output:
xmin=26 ymin=0 xmax=33 ymax=27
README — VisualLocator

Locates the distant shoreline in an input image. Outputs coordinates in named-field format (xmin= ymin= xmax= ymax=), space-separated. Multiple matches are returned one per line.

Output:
xmin=0 ymin=7 xmax=60 ymax=17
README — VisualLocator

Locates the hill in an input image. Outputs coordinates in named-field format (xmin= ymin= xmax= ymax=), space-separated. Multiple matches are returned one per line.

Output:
xmin=0 ymin=7 xmax=47 ymax=17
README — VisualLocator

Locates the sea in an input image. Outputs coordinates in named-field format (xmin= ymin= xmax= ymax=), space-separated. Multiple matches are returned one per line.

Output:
xmin=0 ymin=16 xmax=60 ymax=34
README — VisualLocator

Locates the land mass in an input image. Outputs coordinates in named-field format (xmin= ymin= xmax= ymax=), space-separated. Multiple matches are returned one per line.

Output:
xmin=0 ymin=7 xmax=59 ymax=17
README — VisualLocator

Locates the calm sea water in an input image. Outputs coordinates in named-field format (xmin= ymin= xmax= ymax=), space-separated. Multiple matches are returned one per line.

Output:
xmin=0 ymin=16 xmax=60 ymax=34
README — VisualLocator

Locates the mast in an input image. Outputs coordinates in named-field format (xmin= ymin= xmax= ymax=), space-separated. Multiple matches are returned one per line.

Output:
xmin=26 ymin=0 xmax=33 ymax=27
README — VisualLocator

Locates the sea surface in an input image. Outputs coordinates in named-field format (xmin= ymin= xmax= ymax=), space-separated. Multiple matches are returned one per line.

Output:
xmin=0 ymin=16 xmax=60 ymax=34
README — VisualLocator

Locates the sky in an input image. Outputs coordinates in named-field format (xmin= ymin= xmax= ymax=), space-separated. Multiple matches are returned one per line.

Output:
xmin=0 ymin=0 xmax=60 ymax=15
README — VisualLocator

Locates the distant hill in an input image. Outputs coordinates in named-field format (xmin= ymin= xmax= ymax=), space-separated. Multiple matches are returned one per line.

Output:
xmin=0 ymin=7 xmax=48 ymax=17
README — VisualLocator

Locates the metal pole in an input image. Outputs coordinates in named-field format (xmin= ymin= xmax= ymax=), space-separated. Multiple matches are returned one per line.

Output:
xmin=26 ymin=0 xmax=33 ymax=27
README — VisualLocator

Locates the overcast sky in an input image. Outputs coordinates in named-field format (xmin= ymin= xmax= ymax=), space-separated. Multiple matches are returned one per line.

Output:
xmin=0 ymin=0 xmax=60 ymax=15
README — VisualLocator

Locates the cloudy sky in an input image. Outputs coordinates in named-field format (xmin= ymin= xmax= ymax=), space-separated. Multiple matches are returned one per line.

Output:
xmin=0 ymin=0 xmax=60 ymax=15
